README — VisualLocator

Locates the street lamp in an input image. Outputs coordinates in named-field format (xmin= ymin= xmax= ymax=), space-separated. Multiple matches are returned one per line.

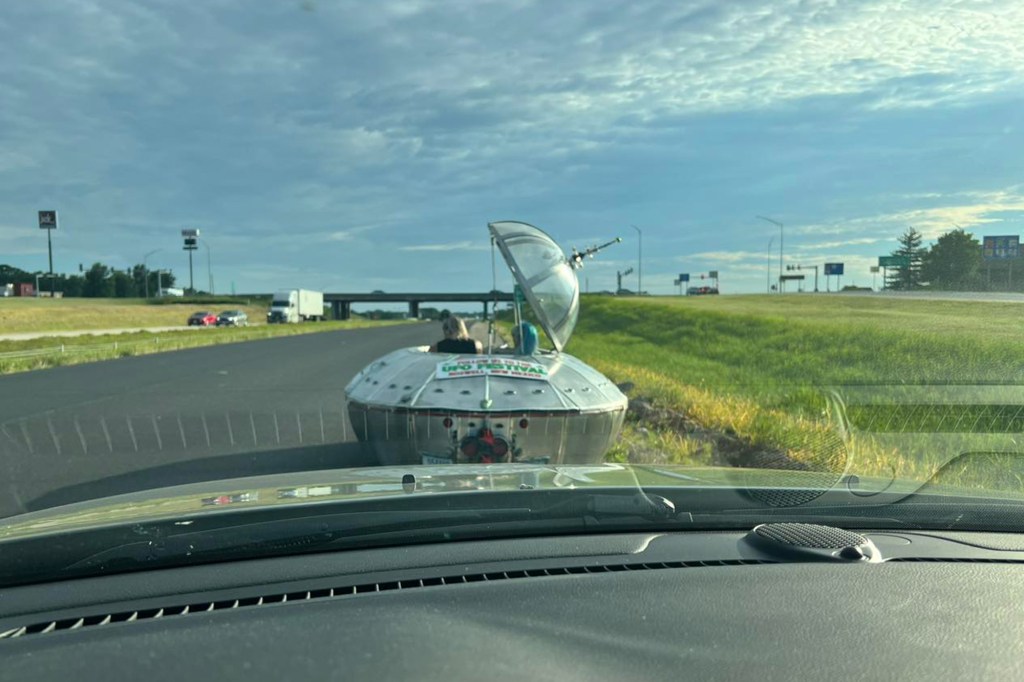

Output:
xmin=756 ymin=216 xmax=784 ymax=292
xmin=199 ymin=239 xmax=213 ymax=294
xmin=630 ymin=224 xmax=642 ymax=295
xmin=766 ymin=237 xmax=774 ymax=294
xmin=143 ymin=248 xmax=162 ymax=299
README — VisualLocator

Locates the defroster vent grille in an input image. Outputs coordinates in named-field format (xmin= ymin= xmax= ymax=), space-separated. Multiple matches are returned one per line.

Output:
xmin=0 ymin=558 xmax=776 ymax=641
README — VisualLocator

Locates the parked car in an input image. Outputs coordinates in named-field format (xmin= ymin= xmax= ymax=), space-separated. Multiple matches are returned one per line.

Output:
xmin=216 ymin=310 xmax=249 ymax=327
xmin=187 ymin=311 xmax=218 ymax=326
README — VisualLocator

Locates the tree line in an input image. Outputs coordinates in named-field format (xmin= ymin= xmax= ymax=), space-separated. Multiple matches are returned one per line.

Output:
xmin=885 ymin=226 xmax=1019 ymax=291
xmin=0 ymin=263 xmax=177 ymax=297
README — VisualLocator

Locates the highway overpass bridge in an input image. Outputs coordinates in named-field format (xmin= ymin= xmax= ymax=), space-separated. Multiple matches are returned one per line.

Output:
xmin=324 ymin=291 xmax=515 ymax=320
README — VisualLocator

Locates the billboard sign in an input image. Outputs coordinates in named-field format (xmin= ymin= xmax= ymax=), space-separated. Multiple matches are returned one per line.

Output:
xmin=982 ymin=235 xmax=1019 ymax=260
xmin=181 ymin=228 xmax=200 ymax=238
xmin=824 ymin=262 xmax=844 ymax=275
xmin=38 ymin=210 xmax=57 ymax=230
xmin=879 ymin=255 xmax=910 ymax=268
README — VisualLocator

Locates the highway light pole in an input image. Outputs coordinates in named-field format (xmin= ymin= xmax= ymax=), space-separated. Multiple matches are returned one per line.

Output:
xmin=766 ymin=237 xmax=774 ymax=294
xmin=631 ymin=224 xmax=642 ymax=295
xmin=143 ymin=249 xmax=162 ymax=299
xmin=757 ymin=216 xmax=784 ymax=292
xmin=200 ymin=239 xmax=213 ymax=294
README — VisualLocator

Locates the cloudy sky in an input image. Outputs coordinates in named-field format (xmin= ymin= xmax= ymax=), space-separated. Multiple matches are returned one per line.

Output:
xmin=1 ymin=0 xmax=1023 ymax=295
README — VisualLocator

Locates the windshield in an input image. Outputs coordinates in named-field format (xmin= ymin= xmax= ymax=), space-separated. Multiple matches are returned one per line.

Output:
xmin=2 ymin=1 xmax=1024 ymax=584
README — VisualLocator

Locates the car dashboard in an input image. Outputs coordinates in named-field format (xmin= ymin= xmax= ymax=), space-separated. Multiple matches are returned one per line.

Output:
xmin=2 ymin=525 xmax=1024 ymax=680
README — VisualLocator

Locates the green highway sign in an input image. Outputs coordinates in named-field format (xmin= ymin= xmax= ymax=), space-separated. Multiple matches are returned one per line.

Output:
xmin=878 ymin=255 xmax=910 ymax=267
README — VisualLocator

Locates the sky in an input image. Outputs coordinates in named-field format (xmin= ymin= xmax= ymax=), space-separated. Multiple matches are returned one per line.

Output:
xmin=1 ymin=0 xmax=1023 ymax=295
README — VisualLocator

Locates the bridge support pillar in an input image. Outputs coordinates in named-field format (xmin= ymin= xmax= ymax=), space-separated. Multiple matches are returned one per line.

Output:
xmin=483 ymin=301 xmax=489 ymax=317
xmin=332 ymin=301 xmax=351 ymax=320
xmin=409 ymin=301 xmax=420 ymax=319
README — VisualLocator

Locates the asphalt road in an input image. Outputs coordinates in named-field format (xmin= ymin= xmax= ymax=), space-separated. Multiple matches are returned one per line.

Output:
xmin=0 ymin=323 xmax=435 ymax=518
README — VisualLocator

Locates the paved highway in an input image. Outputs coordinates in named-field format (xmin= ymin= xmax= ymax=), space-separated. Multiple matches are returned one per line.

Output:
xmin=0 ymin=323 xmax=436 ymax=518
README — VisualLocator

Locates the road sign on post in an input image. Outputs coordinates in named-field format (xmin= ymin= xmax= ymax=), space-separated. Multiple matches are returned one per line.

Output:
xmin=38 ymin=211 xmax=57 ymax=230
xmin=878 ymin=255 xmax=910 ymax=268
xmin=182 ymin=229 xmax=200 ymax=293
xmin=679 ymin=273 xmax=689 ymax=282
xmin=38 ymin=211 xmax=58 ymax=298
xmin=983 ymin=235 xmax=1019 ymax=260
xmin=824 ymin=263 xmax=844 ymax=275
xmin=824 ymin=262 xmax=844 ymax=292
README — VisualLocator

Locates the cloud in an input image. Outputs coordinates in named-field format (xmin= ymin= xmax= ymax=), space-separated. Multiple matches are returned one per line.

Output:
xmin=795 ymin=237 xmax=885 ymax=251
xmin=793 ymin=187 xmax=1024 ymax=241
xmin=688 ymin=251 xmax=768 ymax=264
xmin=399 ymin=241 xmax=491 ymax=252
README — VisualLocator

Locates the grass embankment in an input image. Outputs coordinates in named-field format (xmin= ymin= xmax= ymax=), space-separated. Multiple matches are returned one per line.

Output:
xmin=569 ymin=295 xmax=1024 ymax=485
xmin=0 ymin=297 xmax=269 ymax=333
xmin=0 ymin=320 xmax=405 ymax=375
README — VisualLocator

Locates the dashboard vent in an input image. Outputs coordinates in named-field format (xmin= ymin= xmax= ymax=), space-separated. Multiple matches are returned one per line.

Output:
xmin=0 ymin=558 xmax=774 ymax=641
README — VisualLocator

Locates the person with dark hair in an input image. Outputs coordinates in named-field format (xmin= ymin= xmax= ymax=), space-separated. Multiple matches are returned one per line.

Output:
xmin=429 ymin=315 xmax=483 ymax=354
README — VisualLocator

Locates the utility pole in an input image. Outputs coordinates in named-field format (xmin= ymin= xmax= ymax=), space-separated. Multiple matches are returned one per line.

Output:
xmin=143 ymin=249 xmax=162 ymax=299
xmin=766 ymin=237 xmax=774 ymax=294
xmin=757 ymin=216 xmax=784 ymax=292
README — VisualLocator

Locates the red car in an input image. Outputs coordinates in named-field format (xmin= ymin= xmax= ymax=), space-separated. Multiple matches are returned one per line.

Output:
xmin=187 ymin=311 xmax=218 ymax=326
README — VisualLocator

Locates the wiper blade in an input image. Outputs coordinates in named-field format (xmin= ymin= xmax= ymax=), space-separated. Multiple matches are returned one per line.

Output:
xmin=543 ymin=491 xmax=681 ymax=521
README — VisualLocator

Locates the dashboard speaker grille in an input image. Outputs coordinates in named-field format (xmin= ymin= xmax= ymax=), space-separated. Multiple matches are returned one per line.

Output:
xmin=753 ymin=523 xmax=866 ymax=549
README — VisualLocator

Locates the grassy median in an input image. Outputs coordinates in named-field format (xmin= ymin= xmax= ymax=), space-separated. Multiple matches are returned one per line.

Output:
xmin=568 ymin=294 xmax=1024 ymax=488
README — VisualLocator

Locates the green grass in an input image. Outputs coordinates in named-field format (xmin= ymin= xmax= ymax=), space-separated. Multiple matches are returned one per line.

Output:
xmin=0 ymin=320 xmax=406 ymax=375
xmin=568 ymin=294 xmax=1024 ymax=489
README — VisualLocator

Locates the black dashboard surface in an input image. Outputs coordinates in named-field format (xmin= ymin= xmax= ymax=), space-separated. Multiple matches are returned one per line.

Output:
xmin=3 ymin=531 xmax=1024 ymax=680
